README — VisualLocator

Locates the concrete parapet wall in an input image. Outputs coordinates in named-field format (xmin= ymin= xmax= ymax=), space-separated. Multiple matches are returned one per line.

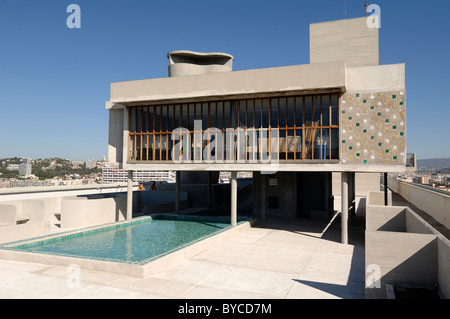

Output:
xmin=0 ymin=201 xmax=51 ymax=244
xmin=365 ymin=231 xmax=438 ymax=299
xmin=388 ymin=177 xmax=450 ymax=229
xmin=365 ymin=202 xmax=450 ymax=299
xmin=0 ymin=221 xmax=51 ymax=245
xmin=60 ymin=197 xmax=120 ymax=229
xmin=438 ymin=238 xmax=450 ymax=298
xmin=0 ymin=205 xmax=17 ymax=225
xmin=365 ymin=205 xmax=406 ymax=232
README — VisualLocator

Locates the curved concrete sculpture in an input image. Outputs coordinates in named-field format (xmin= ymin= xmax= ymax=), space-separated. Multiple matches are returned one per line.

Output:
xmin=168 ymin=50 xmax=234 ymax=77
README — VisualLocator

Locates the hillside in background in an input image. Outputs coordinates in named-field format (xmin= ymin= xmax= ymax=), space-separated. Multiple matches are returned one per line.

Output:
xmin=417 ymin=158 xmax=450 ymax=170
xmin=0 ymin=157 xmax=101 ymax=180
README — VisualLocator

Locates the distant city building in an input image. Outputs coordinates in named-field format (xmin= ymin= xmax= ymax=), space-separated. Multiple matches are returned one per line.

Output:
xmin=6 ymin=164 xmax=19 ymax=171
xmin=3 ymin=179 xmax=55 ymax=188
xmin=18 ymin=158 xmax=32 ymax=177
xmin=85 ymin=159 xmax=97 ymax=169
xmin=101 ymin=164 xmax=175 ymax=184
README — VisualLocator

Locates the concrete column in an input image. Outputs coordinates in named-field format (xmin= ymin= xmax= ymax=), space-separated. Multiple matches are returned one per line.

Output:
xmin=341 ymin=172 xmax=349 ymax=245
xmin=122 ymin=107 xmax=129 ymax=164
xmin=261 ymin=174 xmax=266 ymax=220
xmin=231 ymin=171 xmax=237 ymax=227
xmin=126 ymin=170 xmax=133 ymax=220
xmin=175 ymin=171 xmax=180 ymax=213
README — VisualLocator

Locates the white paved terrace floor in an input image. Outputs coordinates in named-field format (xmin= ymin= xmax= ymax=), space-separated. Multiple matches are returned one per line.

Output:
xmin=0 ymin=215 xmax=365 ymax=299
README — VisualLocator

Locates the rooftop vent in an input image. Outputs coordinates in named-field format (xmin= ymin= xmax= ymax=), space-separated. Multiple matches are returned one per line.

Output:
xmin=167 ymin=50 xmax=234 ymax=77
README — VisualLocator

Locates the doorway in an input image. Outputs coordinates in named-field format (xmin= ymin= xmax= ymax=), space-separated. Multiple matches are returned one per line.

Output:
xmin=297 ymin=172 xmax=333 ymax=219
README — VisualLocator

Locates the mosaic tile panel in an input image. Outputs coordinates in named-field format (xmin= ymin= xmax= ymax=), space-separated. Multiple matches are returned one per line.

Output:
xmin=340 ymin=91 xmax=406 ymax=165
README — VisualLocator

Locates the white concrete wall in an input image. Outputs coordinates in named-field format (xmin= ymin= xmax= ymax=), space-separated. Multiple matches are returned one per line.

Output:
xmin=0 ymin=221 xmax=50 ymax=245
xmin=0 ymin=200 xmax=51 ymax=244
xmin=388 ymin=178 xmax=450 ymax=229
xmin=60 ymin=197 xmax=123 ymax=229
xmin=0 ymin=205 xmax=16 ymax=225
xmin=333 ymin=173 xmax=381 ymax=197
xmin=108 ymin=107 xmax=124 ymax=164
xmin=310 ymin=17 xmax=379 ymax=68
xmin=365 ymin=231 xmax=438 ymax=299
xmin=346 ymin=64 xmax=405 ymax=92
xmin=367 ymin=191 xmax=392 ymax=207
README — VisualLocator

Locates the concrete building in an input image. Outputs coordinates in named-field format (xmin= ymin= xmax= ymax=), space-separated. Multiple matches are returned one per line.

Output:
xmin=18 ymin=159 xmax=32 ymax=178
xmin=101 ymin=163 xmax=175 ymax=184
xmin=6 ymin=164 xmax=19 ymax=171
xmin=85 ymin=159 xmax=97 ymax=169
xmin=105 ymin=17 xmax=407 ymax=243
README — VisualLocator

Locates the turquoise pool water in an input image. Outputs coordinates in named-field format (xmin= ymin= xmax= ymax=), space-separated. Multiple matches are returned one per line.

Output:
xmin=1 ymin=215 xmax=239 ymax=265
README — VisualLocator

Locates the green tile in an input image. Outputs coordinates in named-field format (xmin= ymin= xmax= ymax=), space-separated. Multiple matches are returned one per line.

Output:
xmin=370 ymin=106 xmax=375 ymax=110
xmin=378 ymin=143 xmax=383 ymax=147
xmin=393 ymin=126 xmax=397 ymax=130
xmin=392 ymin=95 xmax=397 ymax=99
xmin=385 ymin=119 xmax=390 ymax=123
xmin=400 ymin=132 xmax=405 ymax=136
xmin=378 ymin=113 xmax=382 ymax=116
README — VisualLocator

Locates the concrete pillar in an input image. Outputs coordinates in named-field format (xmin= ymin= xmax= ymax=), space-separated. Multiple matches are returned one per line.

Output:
xmin=175 ymin=171 xmax=180 ymax=213
xmin=261 ymin=174 xmax=266 ymax=220
xmin=231 ymin=171 xmax=237 ymax=227
xmin=127 ymin=170 xmax=133 ymax=220
xmin=341 ymin=172 xmax=349 ymax=245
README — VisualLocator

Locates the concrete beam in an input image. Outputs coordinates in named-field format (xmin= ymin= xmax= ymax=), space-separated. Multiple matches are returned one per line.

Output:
xmin=123 ymin=162 xmax=407 ymax=174
xmin=110 ymin=62 xmax=346 ymax=104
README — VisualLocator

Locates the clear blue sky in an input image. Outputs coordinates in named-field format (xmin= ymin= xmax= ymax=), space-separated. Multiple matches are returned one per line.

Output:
xmin=0 ymin=0 xmax=449 ymax=161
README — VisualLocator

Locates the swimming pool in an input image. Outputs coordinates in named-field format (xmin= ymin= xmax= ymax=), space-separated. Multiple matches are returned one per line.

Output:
xmin=0 ymin=214 xmax=252 ymax=277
